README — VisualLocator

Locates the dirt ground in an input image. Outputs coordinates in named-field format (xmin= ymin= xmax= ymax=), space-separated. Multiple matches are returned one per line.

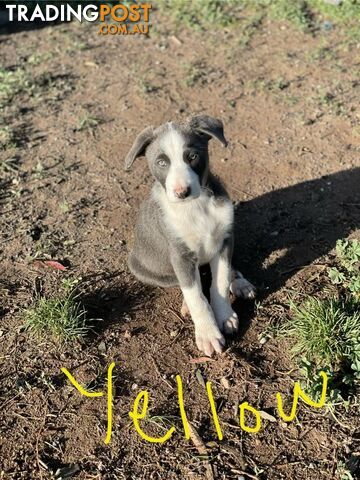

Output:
xmin=1 ymin=5 xmax=360 ymax=480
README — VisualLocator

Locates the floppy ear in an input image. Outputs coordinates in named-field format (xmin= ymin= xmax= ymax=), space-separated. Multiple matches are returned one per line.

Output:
xmin=124 ymin=126 xmax=154 ymax=171
xmin=189 ymin=115 xmax=228 ymax=147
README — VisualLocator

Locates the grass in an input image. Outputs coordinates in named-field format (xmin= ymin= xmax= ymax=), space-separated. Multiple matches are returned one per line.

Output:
xmin=0 ymin=66 xmax=32 ymax=110
xmin=0 ymin=156 xmax=20 ymax=174
xmin=284 ymin=238 xmax=360 ymax=396
xmin=76 ymin=114 xmax=100 ymax=131
xmin=24 ymin=287 xmax=90 ymax=340
xmin=59 ymin=201 xmax=70 ymax=213
xmin=287 ymin=296 xmax=360 ymax=367
xmin=183 ymin=61 xmax=206 ymax=87
xmin=329 ymin=239 xmax=360 ymax=297
xmin=159 ymin=0 xmax=360 ymax=40
xmin=0 ymin=126 xmax=16 ymax=150
xmin=27 ymin=52 xmax=54 ymax=66
xmin=158 ymin=0 xmax=239 ymax=29
xmin=138 ymin=77 xmax=159 ymax=95
xmin=238 ymin=12 xmax=265 ymax=46
xmin=268 ymin=0 xmax=313 ymax=29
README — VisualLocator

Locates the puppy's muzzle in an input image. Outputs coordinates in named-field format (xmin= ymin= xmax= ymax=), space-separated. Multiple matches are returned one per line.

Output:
xmin=174 ymin=185 xmax=191 ymax=199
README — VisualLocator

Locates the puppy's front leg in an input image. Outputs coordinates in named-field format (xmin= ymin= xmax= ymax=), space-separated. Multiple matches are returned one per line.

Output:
xmin=171 ymin=251 xmax=225 ymax=356
xmin=210 ymin=236 xmax=239 ymax=335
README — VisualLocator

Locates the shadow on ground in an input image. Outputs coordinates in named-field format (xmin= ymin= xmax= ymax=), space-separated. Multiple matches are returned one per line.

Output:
xmin=233 ymin=167 xmax=360 ymax=296
xmin=79 ymin=270 xmax=157 ymax=335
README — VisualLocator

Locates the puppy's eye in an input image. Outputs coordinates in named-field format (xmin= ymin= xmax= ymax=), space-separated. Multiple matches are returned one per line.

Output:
xmin=157 ymin=159 xmax=168 ymax=168
xmin=189 ymin=152 xmax=199 ymax=162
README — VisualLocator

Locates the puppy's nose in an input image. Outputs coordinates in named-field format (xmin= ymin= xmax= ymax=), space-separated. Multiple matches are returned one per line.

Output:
xmin=174 ymin=186 xmax=191 ymax=199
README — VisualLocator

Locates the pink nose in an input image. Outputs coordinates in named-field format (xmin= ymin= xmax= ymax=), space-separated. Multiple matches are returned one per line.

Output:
xmin=174 ymin=185 xmax=191 ymax=199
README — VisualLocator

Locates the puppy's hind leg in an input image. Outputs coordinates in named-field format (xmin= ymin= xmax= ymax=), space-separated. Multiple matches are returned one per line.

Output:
xmin=230 ymin=270 xmax=256 ymax=300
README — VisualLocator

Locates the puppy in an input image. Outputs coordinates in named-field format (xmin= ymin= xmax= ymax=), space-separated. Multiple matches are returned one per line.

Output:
xmin=125 ymin=115 xmax=255 ymax=356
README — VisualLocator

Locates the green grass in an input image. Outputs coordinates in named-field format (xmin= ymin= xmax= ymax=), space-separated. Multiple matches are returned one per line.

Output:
xmin=137 ymin=77 xmax=159 ymax=95
xmin=0 ymin=66 xmax=32 ymax=110
xmin=329 ymin=239 xmax=360 ymax=297
xmin=76 ymin=114 xmax=100 ymax=131
xmin=287 ymin=297 xmax=360 ymax=366
xmin=183 ymin=61 xmax=206 ymax=87
xmin=24 ymin=289 xmax=89 ymax=340
xmin=158 ymin=0 xmax=240 ymax=29
xmin=268 ymin=0 xmax=313 ymax=29
xmin=285 ymin=237 xmax=360 ymax=396
xmin=0 ymin=156 xmax=20 ymax=173
xmin=159 ymin=0 xmax=360 ymax=40
xmin=0 ymin=126 xmax=16 ymax=150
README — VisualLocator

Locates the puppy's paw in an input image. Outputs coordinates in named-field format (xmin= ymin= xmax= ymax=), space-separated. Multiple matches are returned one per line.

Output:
xmin=212 ymin=303 xmax=239 ymax=335
xmin=195 ymin=323 xmax=225 ymax=357
xmin=219 ymin=310 xmax=239 ymax=335
xmin=230 ymin=271 xmax=256 ymax=300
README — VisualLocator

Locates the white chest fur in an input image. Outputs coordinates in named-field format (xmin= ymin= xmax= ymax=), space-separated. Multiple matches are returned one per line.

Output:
xmin=159 ymin=192 xmax=234 ymax=265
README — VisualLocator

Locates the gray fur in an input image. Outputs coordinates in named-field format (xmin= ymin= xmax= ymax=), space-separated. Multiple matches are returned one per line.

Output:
xmin=125 ymin=115 xmax=229 ymax=288
xmin=125 ymin=115 xmax=256 ymax=355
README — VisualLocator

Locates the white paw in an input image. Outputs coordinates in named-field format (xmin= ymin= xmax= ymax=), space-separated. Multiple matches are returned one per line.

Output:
xmin=212 ymin=303 xmax=239 ymax=335
xmin=230 ymin=272 xmax=256 ymax=299
xmin=195 ymin=322 xmax=225 ymax=357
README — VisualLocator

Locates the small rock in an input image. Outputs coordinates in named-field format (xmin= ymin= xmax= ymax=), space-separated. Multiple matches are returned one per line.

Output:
xmin=98 ymin=341 xmax=106 ymax=353
xmin=124 ymin=330 xmax=132 ymax=339
xmin=259 ymin=410 xmax=277 ymax=422
xmin=220 ymin=377 xmax=231 ymax=389
xmin=322 ymin=20 xmax=333 ymax=31
xmin=259 ymin=334 xmax=270 ymax=345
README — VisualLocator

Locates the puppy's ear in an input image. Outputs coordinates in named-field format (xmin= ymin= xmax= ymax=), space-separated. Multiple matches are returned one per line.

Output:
xmin=124 ymin=126 xmax=154 ymax=171
xmin=189 ymin=115 xmax=228 ymax=147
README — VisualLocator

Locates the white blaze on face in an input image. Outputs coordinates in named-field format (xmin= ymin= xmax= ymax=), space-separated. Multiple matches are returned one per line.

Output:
xmin=160 ymin=125 xmax=201 ymax=202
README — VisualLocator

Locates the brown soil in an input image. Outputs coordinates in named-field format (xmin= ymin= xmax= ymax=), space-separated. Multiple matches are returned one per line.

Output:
xmin=1 ymin=8 xmax=360 ymax=480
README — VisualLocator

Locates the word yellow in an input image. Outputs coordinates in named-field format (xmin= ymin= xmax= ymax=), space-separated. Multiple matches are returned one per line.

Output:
xmin=61 ymin=365 xmax=328 ymax=444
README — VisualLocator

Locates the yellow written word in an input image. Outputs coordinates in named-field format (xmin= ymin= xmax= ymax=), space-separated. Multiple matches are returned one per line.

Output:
xmin=61 ymin=364 xmax=328 ymax=444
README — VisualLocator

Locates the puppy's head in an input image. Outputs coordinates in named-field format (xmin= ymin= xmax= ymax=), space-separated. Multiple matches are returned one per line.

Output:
xmin=124 ymin=115 xmax=228 ymax=203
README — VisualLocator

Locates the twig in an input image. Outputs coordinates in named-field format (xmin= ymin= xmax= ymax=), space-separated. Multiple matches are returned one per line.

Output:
xmin=151 ymin=357 xmax=173 ymax=390
xmin=188 ymin=423 xmax=214 ymax=480
xmin=231 ymin=470 xmax=259 ymax=480
xmin=166 ymin=307 xmax=186 ymax=324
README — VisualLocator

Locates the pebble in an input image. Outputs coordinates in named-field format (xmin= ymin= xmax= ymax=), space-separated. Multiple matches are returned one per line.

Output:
xmin=124 ymin=330 xmax=132 ymax=339
xmin=220 ymin=377 xmax=231 ymax=389
xmin=322 ymin=21 xmax=333 ymax=31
